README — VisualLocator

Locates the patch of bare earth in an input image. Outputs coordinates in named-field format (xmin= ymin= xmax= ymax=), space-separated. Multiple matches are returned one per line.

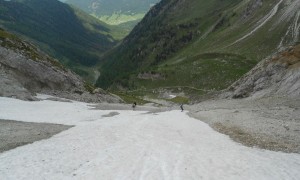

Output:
xmin=213 ymin=122 xmax=299 ymax=153
xmin=0 ymin=120 xmax=72 ymax=153
xmin=188 ymin=97 xmax=300 ymax=153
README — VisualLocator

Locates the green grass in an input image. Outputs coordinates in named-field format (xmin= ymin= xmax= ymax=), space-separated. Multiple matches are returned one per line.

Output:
xmin=167 ymin=96 xmax=189 ymax=104
xmin=98 ymin=51 xmax=256 ymax=102
xmin=131 ymin=53 xmax=256 ymax=91
xmin=112 ymin=86 xmax=206 ymax=105
xmin=112 ymin=92 xmax=151 ymax=105
xmin=0 ymin=28 xmax=16 ymax=39
xmin=84 ymin=82 xmax=96 ymax=93
xmin=96 ymin=13 xmax=145 ymax=25
xmin=112 ymin=90 xmax=190 ymax=105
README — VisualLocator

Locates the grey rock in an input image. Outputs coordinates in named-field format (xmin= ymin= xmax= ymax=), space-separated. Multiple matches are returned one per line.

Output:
xmin=0 ymin=44 xmax=121 ymax=103
xmin=225 ymin=45 xmax=300 ymax=99
xmin=92 ymin=88 xmax=106 ymax=94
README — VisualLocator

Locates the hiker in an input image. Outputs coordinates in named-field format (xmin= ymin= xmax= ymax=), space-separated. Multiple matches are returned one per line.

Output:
xmin=180 ymin=104 xmax=184 ymax=112
xmin=132 ymin=102 xmax=137 ymax=109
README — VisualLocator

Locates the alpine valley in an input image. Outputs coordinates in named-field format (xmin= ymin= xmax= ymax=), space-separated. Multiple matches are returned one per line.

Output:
xmin=1 ymin=1 xmax=300 ymax=178
xmin=0 ymin=0 xmax=119 ymax=81
xmin=0 ymin=0 xmax=299 ymax=101
xmin=65 ymin=0 xmax=160 ymax=27
xmin=97 ymin=0 xmax=300 ymax=101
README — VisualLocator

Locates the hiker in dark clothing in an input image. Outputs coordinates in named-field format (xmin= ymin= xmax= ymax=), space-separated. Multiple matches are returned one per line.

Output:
xmin=132 ymin=102 xmax=137 ymax=110
xmin=180 ymin=104 xmax=184 ymax=112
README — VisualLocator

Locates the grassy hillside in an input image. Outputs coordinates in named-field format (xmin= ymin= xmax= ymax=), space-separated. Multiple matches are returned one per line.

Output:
xmin=65 ymin=0 xmax=159 ymax=17
xmin=96 ymin=12 xmax=145 ymax=25
xmin=96 ymin=0 xmax=300 ymax=97
xmin=0 ymin=28 xmax=65 ymax=70
xmin=65 ymin=0 xmax=160 ymax=37
xmin=0 ymin=0 xmax=118 ymax=81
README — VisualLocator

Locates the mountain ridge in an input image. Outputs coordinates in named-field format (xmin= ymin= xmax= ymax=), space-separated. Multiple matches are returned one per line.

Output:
xmin=96 ymin=0 xmax=300 ymax=96
xmin=0 ymin=0 xmax=118 ymax=81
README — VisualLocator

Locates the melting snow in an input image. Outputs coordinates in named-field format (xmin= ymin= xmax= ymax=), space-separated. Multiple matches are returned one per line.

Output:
xmin=0 ymin=97 xmax=299 ymax=179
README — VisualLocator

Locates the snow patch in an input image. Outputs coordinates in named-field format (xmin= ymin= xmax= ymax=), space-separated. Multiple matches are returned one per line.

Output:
xmin=0 ymin=97 xmax=299 ymax=179
xmin=169 ymin=95 xmax=177 ymax=98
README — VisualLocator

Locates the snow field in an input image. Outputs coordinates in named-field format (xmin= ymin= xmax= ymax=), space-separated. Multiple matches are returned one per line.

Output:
xmin=0 ymin=97 xmax=299 ymax=180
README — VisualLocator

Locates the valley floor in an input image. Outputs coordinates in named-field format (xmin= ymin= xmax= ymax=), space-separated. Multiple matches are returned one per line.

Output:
xmin=0 ymin=96 xmax=299 ymax=179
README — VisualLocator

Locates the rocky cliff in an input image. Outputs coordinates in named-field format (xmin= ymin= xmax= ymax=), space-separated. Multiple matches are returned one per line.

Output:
xmin=226 ymin=44 xmax=300 ymax=99
xmin=0 ymin=29 xmax=121 ymax=103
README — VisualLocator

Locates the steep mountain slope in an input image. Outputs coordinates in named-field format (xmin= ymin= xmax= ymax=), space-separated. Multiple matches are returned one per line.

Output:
xmin=97 ymin=0 xmax=300 ymax=94
xmin=0 ymin=28 xmax=121 ymax=103
xmin=65 ymin=0 xmax=160 ymax=38
xmin=0 ymin=0 xmax=117 ymax=81
xmin=225 ymin=43 xmax=300 ymax=99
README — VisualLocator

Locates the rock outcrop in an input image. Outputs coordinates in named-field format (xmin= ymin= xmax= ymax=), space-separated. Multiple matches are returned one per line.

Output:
xmin=0 ymin=29 xmax=121 ymax=103
xmin=225 ymin=44 xmax=300 ymax=99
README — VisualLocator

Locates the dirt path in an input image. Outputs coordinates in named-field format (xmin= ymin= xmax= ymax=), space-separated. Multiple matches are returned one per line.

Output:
xmin=229 ymin=0 xmax=283 ymax=46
